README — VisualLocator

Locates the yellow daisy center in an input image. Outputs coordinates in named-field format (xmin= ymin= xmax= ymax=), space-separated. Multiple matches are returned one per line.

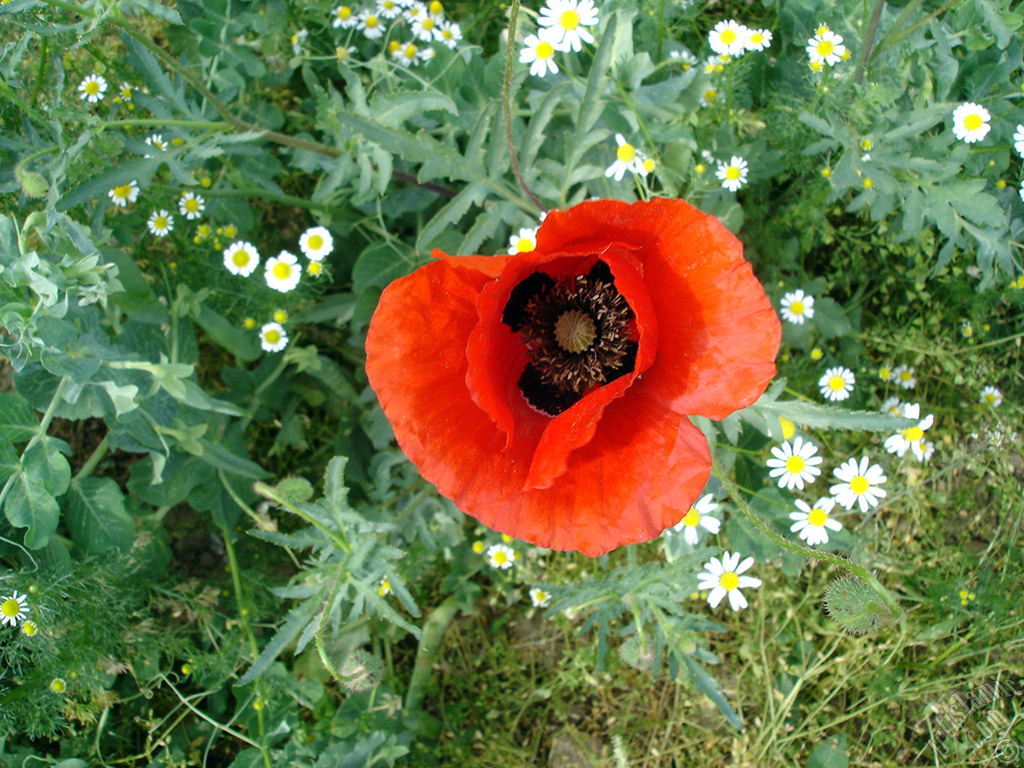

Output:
xmin=273 ymin=262 xmax=293 ymax=280
xmin=404 ymin=44 xmax=417 ymax=59
xmin=879 ymin=367 xmax=891 ymax=378
xmin=808 ymin=508 xmax=828 ymax=527
xmin=849 ymin=476 xmax=869 ymax=495
xmin=720 ymin=572 xmax=740 ymax=591
xmin=536 ymin=40 xmax=554 ymax=59
xmin=389 ymin=40 xmax=402 ymax=53
xmin=308 ymin=234 xmax=323 ymax=250
xmin=232 ymin=250 xmax=250 ymax=267
xmin=720 ymin=29 xmax=737 ymax=44
xmin=682 ymin=508 xmax=700 ymax=527
xmin=985 ymin=394 xmax=996 ymax=404
xmin=515 ymin=237 xmax=533 ymax=253
xmin=790 ymin=300 xmax=805 ymax=314
xmin=900 ymin=371 xmax=912 ymax=381
xmin=338 ymin=7 xmax=351 ymax=20
xmin=23 ymin=621 xmax=38 ymax=636
xmin=185 ymin=200 xmax=199 ymax=212
xmin=309 ymin=261 xmax=323 ymax=275
xmin=963 ymin=113 xmax=983 ymax=131
xmin=85 ymin=81 xmax=100 ymax=95
xmin=726 ymin=166 xmax=741 ymax=180
xmin=430 ymin=1 xmax=443 ymax=14
xmin=113 ymin=184 xmax=131 ymax=199
xmin=366 ymin=15 xmax=379 ymax=27
xmin=828 ymin=376 xmax=846 ymax=391
xmin=493 ymin=550 xmax=509 ymax=565
xmin=817 ymin=40 xmax=835 ymax=57
xmin=750 ymin=32 xmax=763 ymax=44
xmin=264 ymin=329 xmax=281 ymax=344
xmin=785 ymin=455 xmax=806 ymax=474
xmin=560 ymin=9 xmax=580 ymax=30
xmin=154 ymin=216 xmax=168 ymax=229
xmin=422 ymin=18 xmax=435 ymax=30
xmin=617 ymin=143 xmax=636 ymax=162
xmin=1 ymin=599 xmax=21 ymax=617
xmin=704 ymin=89 xmax=717 ymax=102
xmin=903 ymin=426 xmax=924 ymax=442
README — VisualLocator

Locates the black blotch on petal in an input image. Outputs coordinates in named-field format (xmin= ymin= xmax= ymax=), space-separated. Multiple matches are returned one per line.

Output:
xmin=502 ymin=271 xmax=554 ymax=331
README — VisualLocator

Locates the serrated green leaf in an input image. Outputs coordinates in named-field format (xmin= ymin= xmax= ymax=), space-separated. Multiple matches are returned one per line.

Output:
xmin=573 ymin=11 xmax=617 ymax=150
xmin=679 ymin=654 xmax=743 ymax=730
xmin=415 ymin=182 xmax=490 ymax=254
xmin=753 ymin=400 xmax=915 ymax=432
xmin=236 ymin=601 xmax=320 ymax=687
xmin=196 ymin=439 xmax=269 ymax=480
xmin=798 ymin=110 xmax=834 ymax=138
xmin=370 ymin=90 xmax=458 ymax=127
xmin=323 ymin=456 xmax=349 ymax=517
xmin=352 ymin=240 xmax=422 ymax=293
xmin=812 ymin=297 xmax=852 ymax=339
xmin=64 ymin=476 xmax=134 ymax=553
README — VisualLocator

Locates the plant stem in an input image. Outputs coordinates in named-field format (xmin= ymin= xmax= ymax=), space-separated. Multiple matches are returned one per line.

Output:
xmin=314 ymin=567 xmax=347 ymax=681
xmin=73 ymin=435 xmax=109 ymax=481
xmin=714 ymin=461 xmax=903 ymax=619
xmin=405 ymin=594 xmax=461 ymax=712
xmin=852 ymin=0 xmax=887 ymax=85
xmin=501 ymin=0 xmax=544 ymax=212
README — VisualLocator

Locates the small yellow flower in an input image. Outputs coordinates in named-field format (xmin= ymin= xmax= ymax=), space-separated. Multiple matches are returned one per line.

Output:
xmin=863 ymin=178 xmax=873 ymax=188
xmin=50 ymin=678 xmax=67 ymax=694
xmin=996 ymin=180 xmax=1006 ymax=189
xmin=821 ymin=167 xmax=831 ymax=178
xmin=695 ymin=163 xmax=705 ymax=174
xmin=22 ymin=620 xmax=38 ymax=636
xmin=200 ymin=176 xmax=212 ymax=188
xmin=472 ymin=541 xmax=485 ymax=554
xmin=308 ymin=261 xmax=324 ymax=277
xmin=273 ymin=309 xmax=288 ymax=324
xmin=244 ymin=317 xmax=256 ymax=330
xmin=810 ymin=347 xmax=823 ymax=361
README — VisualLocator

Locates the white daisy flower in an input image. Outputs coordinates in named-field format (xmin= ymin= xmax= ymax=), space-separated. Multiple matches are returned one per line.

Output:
xmin=508 ymin=227 xmax=538 ymax=254
xmin=669 ymin=49 xmax=698 ymax=70
xmin=1013 ymin=124 xmax=1024 ymax=157
xmin=357 ymin=10 xmax=386 ymax=39
xmin=538 ymin=0 xmax=600 ymax=53
xmin=807 ymin=29 xmax=846 ymax=67
xmin=745 ymin=28 xmax=772 ymax=51
xmin=377 ymin=0 xmax=403 ymax=19
xmin=411 ymin=15 xmax=440 ymax=42
xmin=50 ymin=678 xmax=67 ymax=694
xmin=404 ymin=2 xmax=427 ymax=23
xmin=147 ymin=210 xmax=174 ymax=237
xmin=529 ymin=587 xmax=551 ymax=607
xmin=336 ymin=46 xmax=357 ymax=61
xmin=830 ymin=457 xmax=887 ymax=512
xmin=377 ymin=577 xmax=392 ymax=596
xmin=428 ymin=0 xmax=444 ymax=17
xmin=1 ymin=591 xmax=30 ymax=626
xmin=605 ymin=133 xmax=647 ymax=181
xmin=223 ymin=241 xmax=260 ymax=277
xmin=780 ymin=289 xmax=814 ymax=324
xmin=789 ymin=497 xmax=841 ymax=546
xmin=880 ymin=396 xmax=903 ymax=417
xmin=437 ymin=20 xmax=462 ymax=48
xmin=892 ymin=364 xmax=917 ymax=390
xmin=883 ymin=403 xmax=934 ymax=460
xmin=766 ymin=437 xmax=823 ymax=490
xmin=699 ymin=86 xmax=718 ymax=107
xmin=144 ymin=134 xmax=168 ymax=158
xmin=918 ymin=439 xmax=936 ymax=463
xmin=332 ymin=4 xmax=358 ymax=28
xmin=418 ymin=46 xmax=436 ymax=64
xmin=107 ymin=180 xmax=140 ymax=207
xmin=951 ymin=102 xmax=991 ymax=144
xmin=716 ymin=156 xmax=748 ymax=192
xmin=960 ymin=320 xmax=973 ymax=338
xmin=78 ymin=74 xmax=108 ymax=103
xmin=818 ymin=366 xmax=855 ymax=402
xmin=259 ymin=322 xmax=289 ymax=353
xmin=979 ymin=386 xmax=1002 ymax=407
xmin=299 ymin=227 xmax=334 ymax=261
xmin=669 ymin=493 xmax=721 ymax=546
xmin=118 ymin=82 xmax=134 ymax=101
xmin=520 ymin=28 xmax=561 ymax=77
xmin=265 ymin=251 xmax=302 ymax=292
xmin=486 ymin=543 xmax=516 ymax=570
xmin=178 ymin=191 xmax=205 ymax=220
xmin=697 ymin=551 xmax=762 ymax=612
xmin=394 ymin=42 xmax=423 ymax=68
xmin=708 ymin=20 xmax=748 ymax=57
xmin=290 ymin=28 xmax=308 ymax=55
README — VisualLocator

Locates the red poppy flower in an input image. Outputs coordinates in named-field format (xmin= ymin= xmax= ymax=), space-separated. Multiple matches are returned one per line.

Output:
xmin=365 ymin=198 xmax=780 ymax=556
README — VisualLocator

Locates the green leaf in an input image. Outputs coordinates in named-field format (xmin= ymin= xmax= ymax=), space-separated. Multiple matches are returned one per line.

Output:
xmin=811 ymin=297 xmax=852 ymax=339
xmin=414 ymin=182 xmax=490 ymax=254
xmin=64 ymin=477 xmax=134 ymax=553
xmin=236 ymin=601 xmax=320 ymax=687
xmin=24 ymin=438 xmax=71 ymax=498
xmin=194 ymin=305 xmax=261 ymax=362
xmin=370 ymin=90 xmax=458 ymax=127
xmin=4 ymin=468 xmax=60 ymax=549
xmin=97 ymin=380 xmax=140 ymax=416
xmin=798 ymin=111 xmax=834 ymax=138
xmin=573 ymin=11 xmax=617 ymax=151
xmin=679 ymin=654 xmax=743 ymax=730
xmin=196 ymin=439 xmax=270 ymax=480
xmin=753 ymin=400 xmax=915 ymax=432
xmin=352 ymin=240 xmax=423 ymax=293
xmin=0 ymin=392 xmax=39 ymax=443
xmin=806 ymin=734 xmax=849 ymax=768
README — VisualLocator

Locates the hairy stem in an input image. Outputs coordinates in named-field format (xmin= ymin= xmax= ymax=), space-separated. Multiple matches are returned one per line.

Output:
xmin=501 ymin=0 xmax=544 ymax=212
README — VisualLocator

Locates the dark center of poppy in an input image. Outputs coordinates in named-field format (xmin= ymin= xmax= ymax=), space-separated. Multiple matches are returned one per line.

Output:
xmin=502 ymin=260 xmax=638 ymax=416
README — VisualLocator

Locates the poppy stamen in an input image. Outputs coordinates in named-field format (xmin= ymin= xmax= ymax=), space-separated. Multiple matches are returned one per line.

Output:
xmin=507 ymin=260 xmax=637 ymax=415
